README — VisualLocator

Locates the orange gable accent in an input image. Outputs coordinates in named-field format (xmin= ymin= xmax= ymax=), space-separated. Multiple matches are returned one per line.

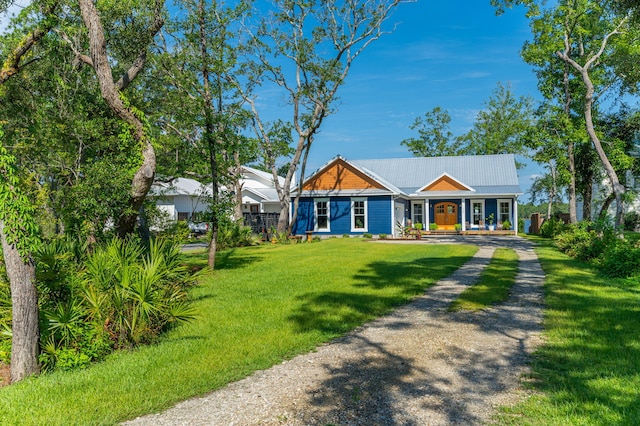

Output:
xmin=422 ymin=175 xmax=469 ymax=192
xmin=303 ymin=159 xmax=385 ymax=191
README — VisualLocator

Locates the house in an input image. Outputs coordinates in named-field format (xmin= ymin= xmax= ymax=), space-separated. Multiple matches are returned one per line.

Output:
xmin=150 ymin=177 xmax=212 ymax=223
xmin=149 ymin=167 xmax=292 ymax=233
xmin=237 ymin=166 xmax=289 ymax=215
xmin=291 ymin=154 xmax=523 ymax=237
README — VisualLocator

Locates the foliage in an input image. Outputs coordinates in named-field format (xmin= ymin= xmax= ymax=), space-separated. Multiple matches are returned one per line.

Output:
xmin=0 ymin=135 xmax=41 ymax=258
xmin=539 ymin=217 xmax=567 ymax=238
xmin=553 ymin=222 xmax=614 ymax=261
xmin=0 ymin=240 xmax=477 ymax=424
xmin=501 ymin=220 xmax=511 ymax=230
xmin=400 ymin=106 xmax=459 ymax=157
xmin=625 ymin=211 xmax=640 ymax=232
xmin=486 ymin=213 xmax=495 ymax=225
xmin=429 ymin=223 xmax=438 ymax=231
xmin=379 ymin=233 xmax=387 ymax=240
xmin=82 ymin=237 xmax=198 ymax=348
xmin=216 ymin=219 xmax=256 ymax=250
xmin=600 ymin=238 xmax=640 ymax=278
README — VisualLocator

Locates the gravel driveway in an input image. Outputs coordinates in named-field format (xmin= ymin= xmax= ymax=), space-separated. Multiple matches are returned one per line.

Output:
xmin=125 ymin=236 xmax=544 ymax=425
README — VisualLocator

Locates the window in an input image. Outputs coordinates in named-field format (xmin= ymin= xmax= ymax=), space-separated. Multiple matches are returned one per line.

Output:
xmin=315 ymin=198 xmax=330 ymax=231
xmin=498 ymin=199 xmax=511 ymax=224
xmin=351 ymin=198 xmax=368 ymax=232
xmin=177 ymin=212 xmax=189 ymax=221
xmin=412 ymin=203 xmax=423 ymax=226
xmin=436 ymin=204 xmax=445 ymax=214
xmin=471 ymin=201 xmax=484 ymax=226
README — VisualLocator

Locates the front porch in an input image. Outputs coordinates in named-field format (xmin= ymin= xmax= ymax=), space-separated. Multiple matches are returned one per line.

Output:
xmin=404 ymin=229 xmax=517 ymax=238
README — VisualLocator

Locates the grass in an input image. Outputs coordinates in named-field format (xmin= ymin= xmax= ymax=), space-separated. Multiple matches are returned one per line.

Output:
xmin=495 ymin=237 xmax=640 ymax=425
xmin=449 ymin=247 xmax=519 ymax=311
xmin=0 ymin=238 xmax=477 ymax=425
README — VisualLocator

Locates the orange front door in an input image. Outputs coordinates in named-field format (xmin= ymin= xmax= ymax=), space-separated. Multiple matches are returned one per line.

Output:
xmin=434 ymin=202 xmax=458 ymax=229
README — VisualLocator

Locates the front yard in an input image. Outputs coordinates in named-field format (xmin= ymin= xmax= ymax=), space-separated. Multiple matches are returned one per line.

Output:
xmin=0 ymin=239 xmax=477 ymax=425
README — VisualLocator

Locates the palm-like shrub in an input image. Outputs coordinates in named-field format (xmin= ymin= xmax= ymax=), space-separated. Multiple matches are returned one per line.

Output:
xmin=82 ymin=238 xmax=198 ymax=348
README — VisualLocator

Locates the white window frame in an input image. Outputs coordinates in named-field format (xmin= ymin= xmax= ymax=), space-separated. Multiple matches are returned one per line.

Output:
xmin=412 ymin=202 xmax=424 ymax=227
xmin=471 ymin=200 xmax=485 ymax=227
xmin=497 ymin=199 xmax=512 ymax=225
xmin=314 ymin=198 xmax=330 ymax=232
xmin=351 ymin=197 xmax=368 ymax=232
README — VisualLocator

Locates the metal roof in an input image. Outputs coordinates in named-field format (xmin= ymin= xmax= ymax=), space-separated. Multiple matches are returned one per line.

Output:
xmin=351 ymin=154 xmax=521 ymax=190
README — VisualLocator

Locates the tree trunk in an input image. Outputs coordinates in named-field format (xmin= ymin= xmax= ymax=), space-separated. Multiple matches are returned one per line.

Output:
xmin=1 ymin=221 xmax=40 ymax=383
xmin=582 ymin=179 xmax=593 ymax=221
xmin=599 ymin=192 xmax=615 ymax=220
xmin=78 ymin=0 xmax=158 ymax=238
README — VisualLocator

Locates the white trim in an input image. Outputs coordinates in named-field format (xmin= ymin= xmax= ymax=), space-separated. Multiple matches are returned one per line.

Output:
xmin=514 ymin=196 xmax=519 ymax=233
xmin=314 ymin=198 xmax=330 ymax=232
xmin=461 ymin=198 xmax=466 ymax=231
xmin=351 ymin=197 xmax=368 ymax=232
xmin=425 ymin=198 xmax=430 ymax=228
xmin=470 ymin=200 xmax=485 ymax=229
xmin=412 ymin=201 xmax=425 ymax=228
xmin=497 ymin=198 xmax=512 ymax=227
xmin=418 ymin=172 xmax=475 ymax=193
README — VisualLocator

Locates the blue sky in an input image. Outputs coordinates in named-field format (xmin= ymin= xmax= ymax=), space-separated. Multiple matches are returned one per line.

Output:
xmin=292 ymin=1 xmax=542 ymax=203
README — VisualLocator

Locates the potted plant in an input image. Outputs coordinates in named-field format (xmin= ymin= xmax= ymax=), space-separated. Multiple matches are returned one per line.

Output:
xmin=414 ymin=222 xmax=423 ymax=231
xmin=502 ymin=219 xmax=511 ymax=230
xmin=486 ymin=213 xmax=495 ymax=231
xmin=454 ymin=223 xmax=462 ymax=232
xmin=429 ymin=223 xmax=438 ymax=231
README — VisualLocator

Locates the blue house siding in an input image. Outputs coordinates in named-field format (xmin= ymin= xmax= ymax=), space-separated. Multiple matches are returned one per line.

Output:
xmin=291 ymin=195 xmax=392 ymax=235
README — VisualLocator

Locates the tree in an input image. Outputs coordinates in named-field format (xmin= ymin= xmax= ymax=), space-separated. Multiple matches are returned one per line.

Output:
xmin=239 ymin=0 xmax=409 ymax=234
xmin=400 ymin=106 xmax=459 ymax=157
xmin=457 ymin=81 xmax=535 ymax=158
xmin=0 ymin=0 xmax=60 ymax=382
xmin=73 ymin=0 xmax=164 ymax=237
xmin=151 ymin=0 xmax=255 ymax=269
xmin=495 ymin=0 xmax=640 ymax=229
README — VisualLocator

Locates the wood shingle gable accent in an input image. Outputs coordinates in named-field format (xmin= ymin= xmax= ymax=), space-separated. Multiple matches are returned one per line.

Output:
xmin=303 ymin=158 xmax=386 ymax=191
xmin=419 ymin=173 xmax=474 ymax=192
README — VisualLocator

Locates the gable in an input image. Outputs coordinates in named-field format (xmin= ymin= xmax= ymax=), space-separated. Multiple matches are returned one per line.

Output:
xmin=303 ymin=159 xmax=385 ymax=191
xmin=419 ymin=173 xmax=472 ymax=192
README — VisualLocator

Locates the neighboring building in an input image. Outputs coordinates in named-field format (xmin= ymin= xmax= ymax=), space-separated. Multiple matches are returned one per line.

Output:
xmin=150 ymin=177 xmax=212 ymax=223
xmin=149 ymin=167 xmax=292 ymax=233
xmin=235 ymin=166 xmax=294 ymax=233
xmin=291 ymin=154 xmax=523 ymax=237
xmin=237 ymin=166 xmax=288 ymax=215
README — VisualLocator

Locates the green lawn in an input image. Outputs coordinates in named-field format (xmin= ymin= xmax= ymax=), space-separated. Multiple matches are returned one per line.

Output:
xmin=450 ymin=247 xmax=519 ymax=311
xmin=0 ymin=239 xmax=477 ymax=425
xmin=496 ymin=238 xmax=640 ymax=425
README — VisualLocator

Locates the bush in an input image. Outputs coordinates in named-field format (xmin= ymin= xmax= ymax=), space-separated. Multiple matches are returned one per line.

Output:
xmin=601 ymin=239 xmax=640 ymax=278
xmin=554 ymin=222 xmax=612 ymax=262
xmin=624 ymin=212 xmax=640 ymax=232
xmin=363 ymin=233 xmax=373 ymax=239
xmin=414 ymin=223 xmax=423 ymax=231
xmin=539 ymin=217 xmax=567 ymax=238
xmin=379 ymin=233 xmax=387 ymax=239
xmin=429 ymin=223 xmax=438 ymax=231
xmin=217 ymin=219 xmax=255 ymax=250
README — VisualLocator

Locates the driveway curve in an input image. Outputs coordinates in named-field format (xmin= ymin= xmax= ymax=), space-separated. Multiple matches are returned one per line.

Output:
xmin=125 ymin=236 xmax=545 ymax=425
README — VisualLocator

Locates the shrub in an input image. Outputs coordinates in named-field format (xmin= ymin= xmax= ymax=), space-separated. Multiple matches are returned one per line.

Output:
xmin=502 ymin=220 xmax=511 ymax=230
xmin=429 ymin=223 xmax=438 ymax=231
xmin=414 ymin=223 xmax=423 ymax=231
xmin=363 ymin=233 xmax=373 ymax=239
xmin=554 ymin=222 xmax=616 ymax=262
xmin=454 ymin=223 xmax=462 ymax=231
xmin=601 ymin=239 xmax=640 ymax=278
xmin=624 ymin=212 xmax=640 ymax=232
xmin=379 ymin=233 xmax=387 ymax=239
xmin=539 ymin=217 xmax=567 ymax=238
xmin=217 ymin=219 xmax=255 ymax=250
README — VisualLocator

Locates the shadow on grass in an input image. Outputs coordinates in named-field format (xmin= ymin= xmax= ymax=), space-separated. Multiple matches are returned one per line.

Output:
xmin=493 ymin=248 xmax=640 ymax=423
xmin=288 ymin=255 xmax=471 ymax=335
xmin=215 ymin=248 xmax=265 ymax=270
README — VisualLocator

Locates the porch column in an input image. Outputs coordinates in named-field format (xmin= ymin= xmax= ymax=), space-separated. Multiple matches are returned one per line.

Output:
xmin=425 ymin=198 xmax=430 ymax=229
xmin=461 ymin=198 xmax=466 ymax=231
xmin=514 ymin=196 xmax=519 ymax=234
